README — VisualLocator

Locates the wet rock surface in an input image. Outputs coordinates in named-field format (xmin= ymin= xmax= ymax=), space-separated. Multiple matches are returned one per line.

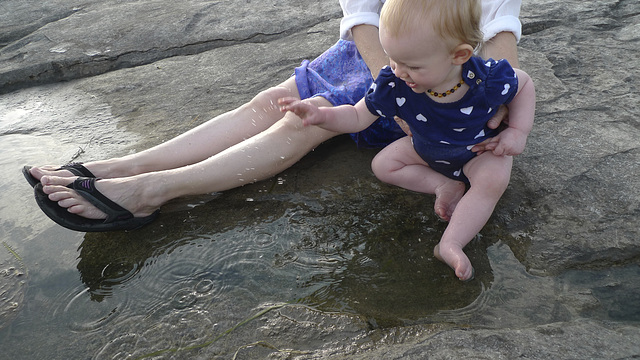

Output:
xmin=1 ymin=0 xmax=639 ymax=358
xmin=0 ymin=243 xmax=26 ymax=330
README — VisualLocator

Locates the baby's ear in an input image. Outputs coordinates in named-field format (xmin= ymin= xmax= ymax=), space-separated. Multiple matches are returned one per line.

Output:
xmin=452 ymin=44 xmax=474 ymax=65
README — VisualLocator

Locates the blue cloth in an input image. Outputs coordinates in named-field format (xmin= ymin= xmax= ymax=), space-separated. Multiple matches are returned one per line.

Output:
xmin=364 ymin=57 xmax=519 ymax=183
xmin=294 ymin=40 xmax=406 ymax=148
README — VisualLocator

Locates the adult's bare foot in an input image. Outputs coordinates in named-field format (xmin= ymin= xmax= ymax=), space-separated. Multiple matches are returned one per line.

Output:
xmin=433 ymin=180 xmax=466 ymax=221
xmin=28 ymin=164 xmax=95 ymax=182
xmin=28 ymin=159 xmax=134 ymax=184
xmin=40 ymin=175 xmax=160 ymax=220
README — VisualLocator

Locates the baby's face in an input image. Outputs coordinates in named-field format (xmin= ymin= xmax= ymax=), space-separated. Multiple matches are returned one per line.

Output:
xmin=380 ymin=23 xmax=456 ymax=94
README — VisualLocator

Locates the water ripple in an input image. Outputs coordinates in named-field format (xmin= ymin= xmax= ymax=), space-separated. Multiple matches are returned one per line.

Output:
xmin=60 ymin=284 xmax=129 ymax=333
xmin=134 ymin=253 xmax=232 ymax=318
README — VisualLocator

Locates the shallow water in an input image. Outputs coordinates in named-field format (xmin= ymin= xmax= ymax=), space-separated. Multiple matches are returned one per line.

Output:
xmin=1 ymin=91 xmax=640 ymax=359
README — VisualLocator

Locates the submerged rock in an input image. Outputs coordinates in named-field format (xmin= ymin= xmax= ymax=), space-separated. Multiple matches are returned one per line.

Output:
xmin=0 ymin=243 xmax=26 ymax=331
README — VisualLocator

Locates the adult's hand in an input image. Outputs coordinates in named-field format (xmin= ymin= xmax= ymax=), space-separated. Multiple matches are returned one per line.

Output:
xmin=393 ymin=116 xmax=412 ymax=137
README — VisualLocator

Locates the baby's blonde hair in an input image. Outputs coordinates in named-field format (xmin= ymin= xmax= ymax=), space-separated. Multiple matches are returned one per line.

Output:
xmin=380 ymin=0 xmax=484 ymax=51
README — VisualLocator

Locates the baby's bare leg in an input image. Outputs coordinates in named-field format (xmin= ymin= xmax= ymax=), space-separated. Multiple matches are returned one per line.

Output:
xmin=434 ymin=153 xmax=512 ymax=280
xmin=371 ymin=137 xmax=466 ymax=220
xmin=31 ymin=78 xmax=300 ymax=181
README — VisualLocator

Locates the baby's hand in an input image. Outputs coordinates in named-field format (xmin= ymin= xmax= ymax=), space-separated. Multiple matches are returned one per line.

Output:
xmin=278 ymin=97 xmax=325 ymax=126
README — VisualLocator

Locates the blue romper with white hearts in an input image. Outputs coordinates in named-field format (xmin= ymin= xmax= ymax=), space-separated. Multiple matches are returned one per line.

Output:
xmin=364 ymin=57 xmax=519 ymax=184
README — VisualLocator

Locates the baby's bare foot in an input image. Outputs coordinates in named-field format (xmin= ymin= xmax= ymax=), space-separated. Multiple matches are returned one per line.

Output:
xmin=434 ymin=181 xmax=465 ymax=221
xmin=434 ymin=243 xmax=474 ymax=281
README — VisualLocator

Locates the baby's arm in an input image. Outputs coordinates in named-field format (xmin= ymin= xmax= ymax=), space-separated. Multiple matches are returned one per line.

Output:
xmin=491 ymin=69 xmax=536 ymax=156
xmin=279 ymin=97 xmax=379 ymax=134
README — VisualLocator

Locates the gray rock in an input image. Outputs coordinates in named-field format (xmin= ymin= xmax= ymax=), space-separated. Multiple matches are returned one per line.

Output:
xmin=1 ymin=0 xmax=639 ymax=358
xmin=0 ymin=0 xmax=341 ymax=93
xmin=512 ymin=0 xmax=640 ymax=274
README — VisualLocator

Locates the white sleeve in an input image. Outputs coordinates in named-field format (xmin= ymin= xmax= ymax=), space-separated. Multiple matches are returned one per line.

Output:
xmin=338 ymin=0 xmax=522 ymax=43
xmin=339 ymin=0 xmax=385 ymax=41
xmin=480 ymin=0 xmax=523 ymax=43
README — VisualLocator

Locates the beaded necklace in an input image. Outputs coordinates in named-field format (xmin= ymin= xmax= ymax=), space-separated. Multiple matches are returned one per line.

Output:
xmin=427 ymin=78 xmax=465 ymax=98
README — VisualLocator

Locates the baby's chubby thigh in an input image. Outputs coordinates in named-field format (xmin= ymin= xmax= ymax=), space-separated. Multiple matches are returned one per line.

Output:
xmin=463 ymin=152 xmax=513 ymax=198
xmin=371 ymin=137 xmax=424 ymax=175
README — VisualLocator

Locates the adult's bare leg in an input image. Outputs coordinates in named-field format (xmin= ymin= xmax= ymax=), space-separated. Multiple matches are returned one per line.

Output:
xmin=41 ymin=96 xmax=340 ymax=220
xmin=30 ymin=78 xmax=300 ymax=181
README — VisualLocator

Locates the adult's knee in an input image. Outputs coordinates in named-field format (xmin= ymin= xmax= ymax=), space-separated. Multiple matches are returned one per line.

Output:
xmin=276 ymin=95 xmax=335 ymax=136
xmin=248 ymin=85 xmax=294 ymax=112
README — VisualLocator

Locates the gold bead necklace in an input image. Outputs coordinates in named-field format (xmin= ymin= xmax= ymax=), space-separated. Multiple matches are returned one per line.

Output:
xmin=427 ymin=78 xmax=465 ymax=98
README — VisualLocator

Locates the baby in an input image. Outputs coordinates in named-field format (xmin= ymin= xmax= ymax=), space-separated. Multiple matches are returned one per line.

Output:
xmin=279 ymin=0 xmax=535 ymax=281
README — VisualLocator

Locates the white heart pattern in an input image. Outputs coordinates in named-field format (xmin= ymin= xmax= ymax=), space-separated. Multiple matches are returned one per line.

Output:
xmin=396 ymin=97 xmax=406 ymax=107
xmin=416 ymin=113 xmax=427 ymax=122
xmin=376 ymin=110 xmax=385 ymax=117
xmin=389 ymin=82 xmax=396 ymax=88
xmin=370 ymin=83 xmax=377 ymax=92
xmin=460 ymin=106 xmax=473 ymax=115
xmin=502 ymin=84 xmax=511 ymax=96
xmin=436 ymin=160 xmax=451 ymax=165
xmin=453 ymin=128 xmax=466 ymax=132
xmin=475 ymin=129 xmax=485 ymax=139
xmin=453 ymin=169 xmax=462 ymax=177
xmin=467 ymin=145 xmax=475 ymax=151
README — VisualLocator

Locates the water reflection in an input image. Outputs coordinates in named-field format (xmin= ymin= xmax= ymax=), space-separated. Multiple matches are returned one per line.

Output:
xmin=300 ymin=217 xmax=489 ymax=328
xmin=74 ymin=171 xmax=491 ymax=334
